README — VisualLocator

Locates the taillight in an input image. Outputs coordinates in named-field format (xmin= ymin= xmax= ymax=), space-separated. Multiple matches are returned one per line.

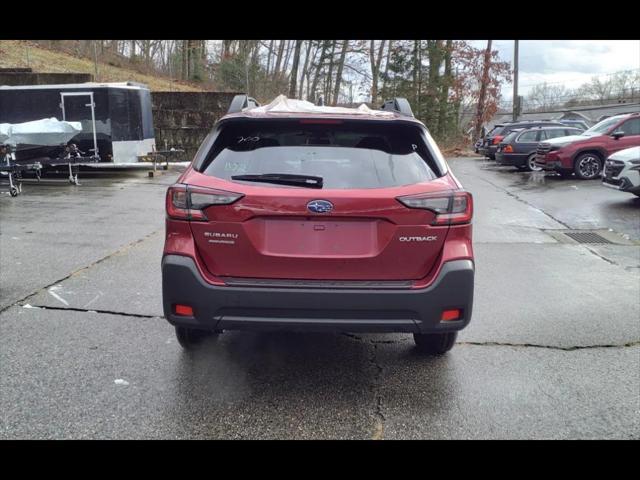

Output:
xmin=503 ymin=144 xmax=513 ymax=153
xmin=397 ymin=191 xmax=473 ymax=226
xmin=492 ymin=136 xmax=503 ymax=145
xmin=166 ymin=184 xmax=243 ymax=221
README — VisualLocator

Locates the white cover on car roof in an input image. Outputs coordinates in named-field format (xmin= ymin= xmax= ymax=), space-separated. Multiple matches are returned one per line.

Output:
xmin=0 ymin=118 xmax=82 ymax=146
xmin=247 ymin=94 xmax=394 ymax=117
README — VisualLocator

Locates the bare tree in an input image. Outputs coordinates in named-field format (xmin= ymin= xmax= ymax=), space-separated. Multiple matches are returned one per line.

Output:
xmin=299 ymin=40 xmax=313 ymax=99
xmin=369 ymin=40 xmax=386 ymax=104
xmin=289 ymin=40 xmax=303 ymax=98
xmin=325 ymin=40 xmax=337 ymax=104
xmin=332 ymin=40 xmax=349 ymax=105
xmin=474 ymin=40 xmax=493 ymax=140
xmin=310 ymin=41 xmax=329 ymax=103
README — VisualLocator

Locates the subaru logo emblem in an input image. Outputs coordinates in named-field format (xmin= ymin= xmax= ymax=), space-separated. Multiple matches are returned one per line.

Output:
xmin=307 ymin=200 xmax=333 ymax=214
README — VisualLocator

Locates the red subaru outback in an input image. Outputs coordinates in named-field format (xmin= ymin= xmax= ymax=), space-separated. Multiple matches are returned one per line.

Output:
xmin=535 ymin=112 xmax=640 ymax=179
xmin=162 ymin=96 xmax=474 ymax=354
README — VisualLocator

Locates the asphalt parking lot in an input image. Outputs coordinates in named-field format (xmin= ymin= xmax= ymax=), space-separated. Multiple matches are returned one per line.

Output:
xmin=1 ymin=158 xmax=639 ymax=439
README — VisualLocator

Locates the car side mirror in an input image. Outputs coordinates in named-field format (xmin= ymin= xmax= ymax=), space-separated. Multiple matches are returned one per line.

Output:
xmin=611 ymin=130 xmax=625 ymax=140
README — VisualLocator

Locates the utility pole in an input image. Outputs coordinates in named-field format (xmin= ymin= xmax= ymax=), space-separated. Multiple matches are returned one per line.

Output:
xmin=512 ymin=40 xmax=519 ymax=122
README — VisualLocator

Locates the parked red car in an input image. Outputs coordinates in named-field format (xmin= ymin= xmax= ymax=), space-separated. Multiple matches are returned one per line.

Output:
xmin=162 ymin=95 xmax=474 ymax=354
xmin=535 ymin=112 xmax=640 ymax=179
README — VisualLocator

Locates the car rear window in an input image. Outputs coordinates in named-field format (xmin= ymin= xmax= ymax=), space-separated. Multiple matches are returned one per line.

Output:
xmin=502 ymin=130 xmax=521 ymax=143
xmin=517 ymin=130 xmax=539 ymax=142
xmin=200 ymin=120 xmax=442 ymax=189
xmin=488 ymin=126 xmax=506 ymax=136
xmin=541 ymin=129 xmax=568 ymax=140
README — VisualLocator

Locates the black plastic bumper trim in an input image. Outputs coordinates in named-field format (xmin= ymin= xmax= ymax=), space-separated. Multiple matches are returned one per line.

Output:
xmin=162 ymin=255 xmax=474 ymax=334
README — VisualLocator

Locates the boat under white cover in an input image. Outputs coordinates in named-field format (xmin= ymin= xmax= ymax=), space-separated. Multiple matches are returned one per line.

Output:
xmin=0 ymin=118 xmax=82 ymax=147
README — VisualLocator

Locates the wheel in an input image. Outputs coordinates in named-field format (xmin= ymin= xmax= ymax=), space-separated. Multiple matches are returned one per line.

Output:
xmin=9 ymin=186 xmax=19 ymax=197
xmin=524 ymin=153 xmax=542 ymax=172
xmin=175 ymin=326 xmax=217 ymax=350
xmin=413 ymin=332 xmax=457 ymax=355
xmin=574 ymin=152 xmax=603 ymax=180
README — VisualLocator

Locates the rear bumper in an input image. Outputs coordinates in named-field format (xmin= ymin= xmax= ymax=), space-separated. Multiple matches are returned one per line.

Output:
xmin=478 ymin=146 xmax=496 ymax=159
xmin=496 ymin=152 xmax=527 ymax=167
xmin=162 ymin=255 xmax=474 ymax=334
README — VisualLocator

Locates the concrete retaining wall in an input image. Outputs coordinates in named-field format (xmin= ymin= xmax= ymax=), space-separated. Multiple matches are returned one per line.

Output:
xmin=0 ymin=72 xmax=94 ymax=86
xmin=151 ymin=91 xmax=240 ymax=161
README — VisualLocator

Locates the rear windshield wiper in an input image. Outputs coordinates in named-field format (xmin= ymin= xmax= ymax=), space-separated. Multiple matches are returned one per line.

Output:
xmin=231 ymin=173 xmax=323 ymax=189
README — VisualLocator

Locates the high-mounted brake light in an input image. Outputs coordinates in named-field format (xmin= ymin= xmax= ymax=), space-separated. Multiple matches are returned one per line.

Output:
xmin=166 ymin=184 xmax=243 ymax=221
xmin=298 ymin=119 xmax=344 ymax=124
xmin=397 ymin=191 xmax=473 ymax=226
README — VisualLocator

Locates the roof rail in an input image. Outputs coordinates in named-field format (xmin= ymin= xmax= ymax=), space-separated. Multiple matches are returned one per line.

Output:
xmin=380 ymin=97 xmax=414 ymax=117
xmin=228 ymin=94 xmax=260 ymax=114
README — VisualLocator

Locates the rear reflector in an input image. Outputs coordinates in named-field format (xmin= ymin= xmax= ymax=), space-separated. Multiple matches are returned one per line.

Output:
xmin=396 ymin=191 xmax=473 ymax=226
xmin=441 ymin=309 xmax=461 ymax=321
xmin=174 ymin=304 xmax=194 ymax=316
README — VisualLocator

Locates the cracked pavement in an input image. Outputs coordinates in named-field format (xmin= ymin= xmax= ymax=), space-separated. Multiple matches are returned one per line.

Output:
xmin=1 ymin=159 xmax=639 ymax=439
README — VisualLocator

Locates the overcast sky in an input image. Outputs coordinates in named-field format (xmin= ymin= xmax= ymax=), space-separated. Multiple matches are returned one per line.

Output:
xmin=469 ymin=40 xmax=640 ymax=103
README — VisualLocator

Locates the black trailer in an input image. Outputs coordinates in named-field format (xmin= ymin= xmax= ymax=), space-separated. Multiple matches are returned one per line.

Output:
xmin=0 ymin=82 xmax=155 ymax=165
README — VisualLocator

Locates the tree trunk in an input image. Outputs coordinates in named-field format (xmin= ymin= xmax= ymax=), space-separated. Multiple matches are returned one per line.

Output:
xmin=369 ymin=40 xmax=386 ymax=105
xmin=412 ymin=40 xmax=419 ymax=109
xmin=283 ymin=40 xmax=294 ymax=73
xmin=299 ymin=41 xmax=313 ymax=99
xmin=222 ymin=40 xmax=233 ymax=59
xmin=438 ymin=40 xmax=453 ymax=137
xmin=380 ymin=40 xmax=393 ymax=103
xmin=289 ymin=40 xmax=303 ymax=98
xmin=274 ymin=40 xmax=285 ymax=77
xmin=183 ymin=40 xmax=190 ymax=81
xmin=324 ymin=41 xmax=337 ymax=104
xmin=266 ymin=40 xmax=274 ymax=76
xmin=474 ymin=40 xmax=493 ymax=140
xmin=332 ymin=40 xmax=348 ymax=105
xmin=310 ymin=41 xmax=329 ymax=103
xmin=426 ymin=40 xmax=444 ymax=131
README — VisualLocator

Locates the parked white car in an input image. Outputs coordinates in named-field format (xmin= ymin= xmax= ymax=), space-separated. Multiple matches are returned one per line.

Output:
xmin=602 ymin=146 xmax=640 ymax=197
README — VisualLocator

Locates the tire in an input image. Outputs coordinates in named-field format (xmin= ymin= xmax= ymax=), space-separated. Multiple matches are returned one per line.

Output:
xmin=9 ymin=187 xmax=19 ymax=197
xmin=524 ymin=153 xmax=542 ymax=172
xmin=413 ymin=332 xmax=458 ymax=355
xmin=574 ymin=152 xmax=603 ymax=180
xmin=175 ymin=326 xmax=218 ymax=350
